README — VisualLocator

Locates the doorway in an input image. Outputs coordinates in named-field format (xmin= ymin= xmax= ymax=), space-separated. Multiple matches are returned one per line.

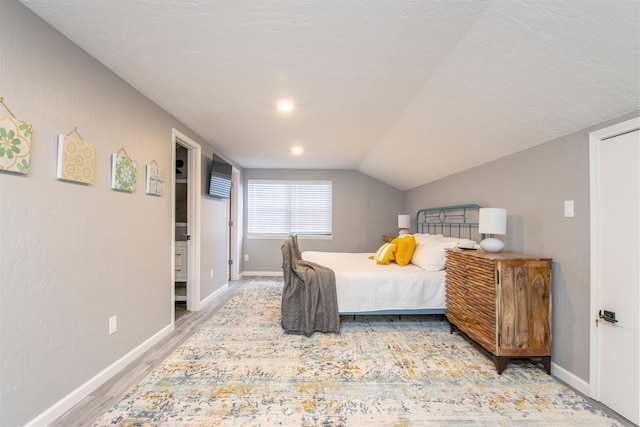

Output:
xmin=589 ymin=117 xmax=639 ymax=425
xmin=174 ymin=144 xmax=188 ymax=319
xmin=172 ymin=129 xmax=202 ymax=323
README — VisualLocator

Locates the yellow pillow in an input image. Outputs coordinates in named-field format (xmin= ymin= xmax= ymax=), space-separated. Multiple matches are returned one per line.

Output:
xmin=369 ymin=242 xmax=397 ymax=265
xmin=391 ymin=235 xmax=416 ymax=266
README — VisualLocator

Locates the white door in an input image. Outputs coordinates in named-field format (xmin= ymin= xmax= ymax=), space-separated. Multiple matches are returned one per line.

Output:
xmin=172 ymin=129 xmax=202 ymax=318
xmin=590 ymin=122 xmax=639 ymax=425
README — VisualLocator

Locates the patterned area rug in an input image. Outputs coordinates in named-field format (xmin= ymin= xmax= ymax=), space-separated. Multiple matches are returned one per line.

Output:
xmin=94 ymin=279 xmax=620 ymax=426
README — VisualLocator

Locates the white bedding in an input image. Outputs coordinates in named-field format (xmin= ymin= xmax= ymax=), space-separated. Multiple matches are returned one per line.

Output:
xmin=302 ymin=251 xmax=446 ymax=314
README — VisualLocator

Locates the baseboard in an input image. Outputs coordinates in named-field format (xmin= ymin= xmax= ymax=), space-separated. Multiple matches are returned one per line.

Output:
xmin=551 ymin=361 xmax=590 ymax=396
xmin=25 ymin=323 xmax=174 ymax=427
xmin=242 ymin=271 xmax=283 ymax=277
xmin=200 ymin=283 xmax=229 ymax=307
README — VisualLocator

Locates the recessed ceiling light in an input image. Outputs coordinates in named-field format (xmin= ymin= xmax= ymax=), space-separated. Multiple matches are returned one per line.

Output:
xmin=278 ymin=101 xmax=294 ymax=112
xmin=292 ymin=147 xmax=303 ymax=154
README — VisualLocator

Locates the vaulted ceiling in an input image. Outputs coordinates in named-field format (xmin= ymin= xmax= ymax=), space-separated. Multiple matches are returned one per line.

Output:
xmin=21 ymin=0 xmax=640 ymax=190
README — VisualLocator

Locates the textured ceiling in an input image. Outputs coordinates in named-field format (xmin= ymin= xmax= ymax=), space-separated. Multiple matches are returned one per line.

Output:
xmin=20 ymin=0 xmax=640 ymax=190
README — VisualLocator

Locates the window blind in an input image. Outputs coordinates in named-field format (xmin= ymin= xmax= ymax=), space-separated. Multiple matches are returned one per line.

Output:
xmin=247 ymin=180 xmax=332 ymax=237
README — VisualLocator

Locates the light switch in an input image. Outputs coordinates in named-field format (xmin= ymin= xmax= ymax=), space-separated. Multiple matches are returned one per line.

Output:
xmin=109 ymin=316 xmax=117 ymax=335
xmin=564 ymin=200 xmax=574 ymax=218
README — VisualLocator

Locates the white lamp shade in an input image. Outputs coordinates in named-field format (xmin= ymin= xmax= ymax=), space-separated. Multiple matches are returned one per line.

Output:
xmin=478 ymin=208 xmax=507 ymax=235
xmin=398 ymin=214 xmax=411 ymax=229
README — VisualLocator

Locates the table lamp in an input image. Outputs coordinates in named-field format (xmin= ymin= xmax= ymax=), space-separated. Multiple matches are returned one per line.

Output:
xmin=478 ymin=208 xmax=507 ymax=252
xmin=398 ymin=214 xmax=411 ymax=236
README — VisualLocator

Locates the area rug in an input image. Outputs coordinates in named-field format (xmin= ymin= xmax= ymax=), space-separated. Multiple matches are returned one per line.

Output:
xmin=94 ymin=279 xmax=620 ymax=426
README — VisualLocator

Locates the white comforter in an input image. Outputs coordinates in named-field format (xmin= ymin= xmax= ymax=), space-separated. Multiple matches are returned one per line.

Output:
xmin=302 ymin=251 xmax=446 ymax=314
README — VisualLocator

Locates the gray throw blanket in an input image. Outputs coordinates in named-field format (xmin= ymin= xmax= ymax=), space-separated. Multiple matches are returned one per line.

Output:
xmin=281 ymin=236 xmax=340 ymax=336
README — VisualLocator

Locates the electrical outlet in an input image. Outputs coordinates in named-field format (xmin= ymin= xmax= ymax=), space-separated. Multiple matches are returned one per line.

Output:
xmin=210 ymin=269 xmax=214 ymax=279
xmin=109 ymin=316 xmax=117 ymax=335
xmin=244 ymin=254 xmax=249 ymax=261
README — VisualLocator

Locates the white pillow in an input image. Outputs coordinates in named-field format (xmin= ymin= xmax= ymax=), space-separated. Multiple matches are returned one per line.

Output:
xmin=433 ymin=235 xmax=478 ymax=249
xmin=412 ymin=233 xmax=442 ymax=244
xmin=411 ymin=238 xmax=458 ymax=271
xmin=410 ymin=235 xmax=478 ymax=271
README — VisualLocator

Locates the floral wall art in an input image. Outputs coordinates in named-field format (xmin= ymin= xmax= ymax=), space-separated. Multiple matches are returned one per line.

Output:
xmin=110 ymin=148 xmax=137 ymax=192
xmin=56 ymin=133 xmax=96 ymax=184
xmin=0 ymin=115 xmax=32 ymax=174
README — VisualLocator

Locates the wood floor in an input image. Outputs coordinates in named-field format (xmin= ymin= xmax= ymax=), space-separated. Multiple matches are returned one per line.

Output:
xmin=50 ymin=276 xmax=634 ymax=427
xmin=50 ymin=278 xmax=251 ymax=427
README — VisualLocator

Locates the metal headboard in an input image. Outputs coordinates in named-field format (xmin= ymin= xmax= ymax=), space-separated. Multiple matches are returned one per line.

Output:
xmin=415 ymin=204 xmax=482 ymax=241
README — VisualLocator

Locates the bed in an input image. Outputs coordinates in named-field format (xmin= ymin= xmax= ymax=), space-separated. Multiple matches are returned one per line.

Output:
xmin=301 ymin=204 xmax=482 ymax=315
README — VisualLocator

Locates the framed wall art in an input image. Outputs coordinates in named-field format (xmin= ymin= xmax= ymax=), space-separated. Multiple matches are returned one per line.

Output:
xmin=0 ymin=97 xmax=32 ymax=174
xmin=56 ymin=129 xmax=95 ymax=184
xmin=145 ymin=160 xmax=164 ymax=196
xmin=110 ymin=147 xmax=137 ymax=192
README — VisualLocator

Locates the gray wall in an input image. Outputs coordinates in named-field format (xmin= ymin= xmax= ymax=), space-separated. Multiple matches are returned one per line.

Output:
xmin=404 ymin=110 xmax=639 ymax=383
xmin=0 ymin=2 xmax=236 ymax=425
xmin=243 ymin=169 xmax=404 ymax=272
xmin=200 ymin=153 xmax=234 ymax=298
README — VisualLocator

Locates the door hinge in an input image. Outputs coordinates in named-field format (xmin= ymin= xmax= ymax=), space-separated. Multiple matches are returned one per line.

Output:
xmin=228 ymin=259 xmax=233 ymax=265
xmin=229 ymin=220 xmax=234 ymax=227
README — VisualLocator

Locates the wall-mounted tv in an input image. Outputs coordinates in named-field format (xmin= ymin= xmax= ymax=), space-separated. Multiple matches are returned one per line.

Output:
xmin=209 ymin=155 xmax=232 ymax=199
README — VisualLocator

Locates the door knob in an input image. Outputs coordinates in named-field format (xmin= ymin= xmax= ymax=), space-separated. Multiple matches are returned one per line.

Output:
xmin=598 ymin=310 xmax=618 ymax=324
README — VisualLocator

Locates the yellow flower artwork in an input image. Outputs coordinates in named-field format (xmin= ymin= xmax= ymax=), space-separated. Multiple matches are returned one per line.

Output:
xmin=56 ymin=134 xmax=96 ymax=184
xmin=0 ymin=115 xmax=32 ymax=174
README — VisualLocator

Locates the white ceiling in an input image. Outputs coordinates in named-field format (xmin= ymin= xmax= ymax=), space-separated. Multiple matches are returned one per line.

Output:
xmin=21 ymin=0 xmax=640 ymax=190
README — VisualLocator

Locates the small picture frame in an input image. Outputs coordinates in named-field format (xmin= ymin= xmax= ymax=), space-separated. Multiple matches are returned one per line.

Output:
xmin=110 ymin=149 xmax=137 ymax=192
xmin=56 ymin=134 xmax=96 ymax=184
xmin=145 ymin=161 xmax=164 ymax=196
xmin=0 ymin=116 xmax=32 ymax=174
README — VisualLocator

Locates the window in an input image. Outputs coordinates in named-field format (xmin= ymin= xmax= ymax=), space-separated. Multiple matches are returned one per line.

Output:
xmin=247 ymin=180 xmax=332 ymax=237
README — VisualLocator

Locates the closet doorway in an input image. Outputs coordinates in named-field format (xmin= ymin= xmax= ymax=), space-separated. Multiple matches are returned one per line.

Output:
xmin=172 ymin=129 xmax=201 ymax=323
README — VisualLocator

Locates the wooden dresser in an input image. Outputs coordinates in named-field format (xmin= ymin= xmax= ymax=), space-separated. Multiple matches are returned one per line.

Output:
xmin=445 ymin=248 xmax=552 ymax=374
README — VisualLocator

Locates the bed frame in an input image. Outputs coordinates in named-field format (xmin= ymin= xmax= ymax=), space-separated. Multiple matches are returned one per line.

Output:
xmin=416 ymin=203 xmax=482 ymax=241
xmin=340 ymin=204 xmax=482 ymax=317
